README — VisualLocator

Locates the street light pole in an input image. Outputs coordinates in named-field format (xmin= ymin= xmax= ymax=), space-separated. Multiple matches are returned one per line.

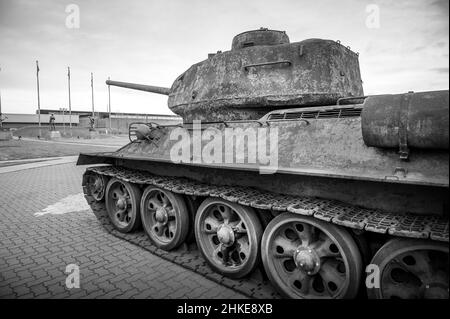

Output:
xmin=68 ymin=67 xmax=72 ymax=136
xmin=108 ymin=76 xmax=111 ymax=132
xmin=0 ymin=66 xmax=3 ymax=129
xmin=91 ymin=72 xmax=95 ymax=130
xmin=36 ymin=60 xmax=41 ymax=137
xmin=0 ymin=90 xmax=2 ymax=129
xmin=91 ymin=72 xmax=94 ymax=117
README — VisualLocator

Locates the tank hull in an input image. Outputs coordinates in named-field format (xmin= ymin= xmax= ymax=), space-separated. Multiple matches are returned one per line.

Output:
xmin=79 ymin=154 xmax=448 ymax=218
xmin=79 ymin=117 xmax=449 ymax=185
xmin=78 ymin=106 xmax=448 ymax=215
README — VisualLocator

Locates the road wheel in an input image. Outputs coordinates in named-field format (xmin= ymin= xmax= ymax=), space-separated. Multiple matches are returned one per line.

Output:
xmin=261 ymin=213 xmax=363 ymax=299
xmin=367 ymin=238 xmax=449 ymax=299
xmin=140 ymin=187 xmax=189 ymax=250
xmin=105 ymin=178 xmax=142 ymax=233
xmin=195 ymin=198 xmax=263 ymax=278
xmin=85 ymin=172 xmax=107 ymax=202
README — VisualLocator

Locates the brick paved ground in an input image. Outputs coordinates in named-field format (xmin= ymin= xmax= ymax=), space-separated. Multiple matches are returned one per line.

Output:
xmin=0 ymin=163 xmax=247 ymax=299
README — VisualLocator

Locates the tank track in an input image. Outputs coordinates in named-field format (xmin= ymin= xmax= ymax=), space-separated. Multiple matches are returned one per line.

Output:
xmin=84 ymin=165 xmax=449 ymax=243
xmin=83 ymin=176 xmax=281 ymax=298
xmin=82 ymin=165 xmax=449 ymax=298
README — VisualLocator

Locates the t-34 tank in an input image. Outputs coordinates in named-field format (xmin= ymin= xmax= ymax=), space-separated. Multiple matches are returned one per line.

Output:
xmin=78 ymin=28 xmax=449 ymax=299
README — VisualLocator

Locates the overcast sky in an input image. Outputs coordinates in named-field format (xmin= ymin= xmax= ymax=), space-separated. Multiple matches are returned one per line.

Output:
xmin=0 ymin=0 xmax=448 ymax=115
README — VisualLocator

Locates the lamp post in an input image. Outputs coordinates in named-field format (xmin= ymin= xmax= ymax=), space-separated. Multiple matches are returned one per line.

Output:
xmin=90 ymin=72 xmax=95 ymax=130
xmin=108 ymin=76 xmax=111 ymax=132
xmin=67 ymin=67 xmax=72 ymax=136
xmin=0 ymin=66 xmax=3 ymax=129
xmin=36 ymin=61 xmax=41 ymax=137
xmin=91 ymin=72 xmax=94 ymax=117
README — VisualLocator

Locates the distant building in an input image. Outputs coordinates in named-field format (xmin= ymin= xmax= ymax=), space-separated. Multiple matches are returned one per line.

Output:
xmin=2 ymin=109 xmax=182 ymax=133
xmin=39 ymin=109 xmax=182 ymax=132
xmin=2 ymin=113 xmax=79 ymax=129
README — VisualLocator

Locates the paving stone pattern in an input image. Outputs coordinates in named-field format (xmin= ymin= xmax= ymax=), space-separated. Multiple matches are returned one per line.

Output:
xmin=0 ymin=163 xmax=249 ymax=299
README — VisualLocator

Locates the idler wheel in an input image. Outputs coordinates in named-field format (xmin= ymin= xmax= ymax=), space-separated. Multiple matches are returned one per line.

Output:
xmin=261 ymin=213 xmax=363 ymax=299
xmin=367 ymin=238 xmax=449 ymax=299
xmin=140 ymin=187 xmax=189 ymax=250
xmin=105 ymin=178 xmax=142 ymax=233
xmin=86 ymin=172 xmax=107 ymax=202
xmin=194 ymin=198 xmax=263 ymax=278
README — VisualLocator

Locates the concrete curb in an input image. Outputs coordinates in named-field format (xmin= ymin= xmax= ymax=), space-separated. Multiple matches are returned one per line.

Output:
xmin=0 ymin=156 xmax=79 ymax=174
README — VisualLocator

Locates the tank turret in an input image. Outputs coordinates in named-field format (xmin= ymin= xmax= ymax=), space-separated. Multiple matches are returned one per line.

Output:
xmin=107 ymin=28 xmax=364 ymax=122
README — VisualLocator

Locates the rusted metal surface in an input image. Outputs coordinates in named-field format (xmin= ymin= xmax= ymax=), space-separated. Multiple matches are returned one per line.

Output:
xmin=79 ymin=116 xmax=448 ymax=188
xmin=106 ymin=29 xmax=364 ymax=122
xmin=362 ymin=90 xmax=449 ymax=151
xmin=77 ymin=97 xmax=449 ymax=215
xmin=106 ymin=80 xmax=170 ymax=95
xmin=79 ymin=28 xmax=450 ymax=300
xmin=78 ymin=149 xmax=448 ymax=217
xmin=231 ymin=28 xmax=290 ymax=50
xmin=84 ymin=166 xmax=449 ymax=242
xmin=170 ymin=38 xmax=363 ymax=122
xmin=261 ymin=104 xmax=363 ymax=120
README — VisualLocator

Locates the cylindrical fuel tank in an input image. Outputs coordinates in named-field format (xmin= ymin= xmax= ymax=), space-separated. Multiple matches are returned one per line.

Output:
xmin=361 ymin=90 xmax=449 ymax=149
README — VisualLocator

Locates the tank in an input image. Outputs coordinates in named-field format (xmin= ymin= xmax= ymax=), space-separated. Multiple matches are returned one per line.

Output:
xmin=106 ymin=28 xmax=364 ymax=122
xmin=78 ymin=28 xmax=449 ymax=299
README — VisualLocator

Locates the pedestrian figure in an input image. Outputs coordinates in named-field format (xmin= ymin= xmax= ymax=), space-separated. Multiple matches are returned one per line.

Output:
xmin=88 ymin=116 xmax=95 ymax=130
xmin=49 ymin=113 xmax=56 ymax=131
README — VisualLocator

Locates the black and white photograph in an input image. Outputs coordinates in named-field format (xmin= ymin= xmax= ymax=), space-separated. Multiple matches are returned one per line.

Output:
xmin=0 ymin=0 xmax=448 ymax=307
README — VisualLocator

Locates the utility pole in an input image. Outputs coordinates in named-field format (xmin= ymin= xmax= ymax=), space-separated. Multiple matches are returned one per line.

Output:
xmin=108 ymin=76 xmax=111 ymax=132
xmin=36 ymin=60 xmax=41 ymax=137
xmin=68 ymin=67 xmax=72 ymax=136
xmin=91 ymin=72 xmax=94 ymax=117
xmin=0 ymin=90 xmax=2 ymax=129
xmin=0 ymin=66 xmax=3 ymax=129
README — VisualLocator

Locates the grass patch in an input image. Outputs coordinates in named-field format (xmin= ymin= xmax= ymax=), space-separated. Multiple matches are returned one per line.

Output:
xmin=0 ymin=139 xmax=118 ymax=161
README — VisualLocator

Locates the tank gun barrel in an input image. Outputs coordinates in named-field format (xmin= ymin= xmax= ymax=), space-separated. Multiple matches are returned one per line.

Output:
xmin=106 ymin=80 xmax=170 ymax=96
